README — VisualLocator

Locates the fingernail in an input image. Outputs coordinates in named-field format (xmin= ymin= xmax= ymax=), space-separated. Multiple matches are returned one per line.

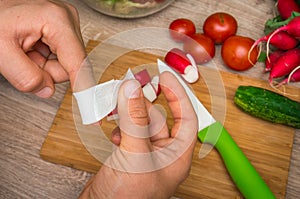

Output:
xmin=35 ymin=87 xmax=53 ymax=98
xmin=124 ymin=80 xmax=141 ymax=99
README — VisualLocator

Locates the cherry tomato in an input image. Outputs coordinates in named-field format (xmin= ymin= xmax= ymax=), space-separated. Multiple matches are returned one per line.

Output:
xmin=183 ymin=33 xmax=215 ymax=64
xmin=203 ymin=12 xmax=238 ymax=44
xmin=169 ymin=18 xmax=196 ymax=42
xmin=221 ymin=35 xmax=259 ymax=71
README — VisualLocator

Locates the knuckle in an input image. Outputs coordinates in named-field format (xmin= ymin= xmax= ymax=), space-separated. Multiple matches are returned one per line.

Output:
xmin=129 ymin=102 xmax=149 ymax=126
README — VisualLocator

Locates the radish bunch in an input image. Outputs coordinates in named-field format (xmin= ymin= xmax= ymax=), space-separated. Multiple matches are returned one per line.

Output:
xmin=253 ymin=0 xmax=300 ymax=86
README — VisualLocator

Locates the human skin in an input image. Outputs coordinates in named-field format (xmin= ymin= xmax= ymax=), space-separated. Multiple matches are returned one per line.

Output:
xmin=79 ymin=72 xmax=198 ymax=199
xmin=0 ymin=1 xmax=198 ymax=198
xmin=0 ymin=0 xmax=93 ymax=98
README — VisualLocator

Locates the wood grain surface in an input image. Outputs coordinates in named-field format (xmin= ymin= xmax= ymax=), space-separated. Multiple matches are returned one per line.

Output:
xmin=1 ymin=0 xmax=300 ymax=199
xmin=40 ymin=40 xmax=298 ymax=199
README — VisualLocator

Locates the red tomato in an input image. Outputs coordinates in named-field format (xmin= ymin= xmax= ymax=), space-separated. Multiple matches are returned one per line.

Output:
xmin=183 ymin=33 xmax=215 ymax=64
xmin=203 ymin=12 xmax=238 ymax=44
xmin=169 ymin=18 xmax=196 ymax=42
xmin=221 ymin=35 xmax=259 ymax=71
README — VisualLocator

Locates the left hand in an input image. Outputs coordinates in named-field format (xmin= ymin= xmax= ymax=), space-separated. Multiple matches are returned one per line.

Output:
xmin=79 ymin=71 xmax=198 ymax=199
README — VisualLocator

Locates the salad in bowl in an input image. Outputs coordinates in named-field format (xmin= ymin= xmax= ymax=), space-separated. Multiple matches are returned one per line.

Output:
xmin=83 ymin=0 xmax=174 ymax=18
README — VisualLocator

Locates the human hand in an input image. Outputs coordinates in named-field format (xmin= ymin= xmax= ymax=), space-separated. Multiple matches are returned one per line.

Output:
xmin=79 ymin=71 xmax=198 ymax=199
xmin=0 ymin=0 xmax=93 ymax=98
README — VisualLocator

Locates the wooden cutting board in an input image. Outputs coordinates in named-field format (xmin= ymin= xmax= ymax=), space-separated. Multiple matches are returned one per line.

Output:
xmin=40 ymin=40 xmax=299 ymax=199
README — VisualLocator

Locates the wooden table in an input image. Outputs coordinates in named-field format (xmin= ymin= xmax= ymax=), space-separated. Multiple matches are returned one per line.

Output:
xmin=0 ymin=0 xmax=299 ymax=198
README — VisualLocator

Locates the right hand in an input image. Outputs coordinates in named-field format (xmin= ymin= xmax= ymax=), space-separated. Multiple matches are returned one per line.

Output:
xmin=0 ymin=0 xmax=92 ymax=98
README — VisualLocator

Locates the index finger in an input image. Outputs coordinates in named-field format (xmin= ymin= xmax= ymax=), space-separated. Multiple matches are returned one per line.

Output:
xmin=40 ymin=3 xmax=95 ymax=92
xmin=159 ymin=71 xmax=198 ymax=140
xmin=146 ymin=71 xmax=198 ymax=170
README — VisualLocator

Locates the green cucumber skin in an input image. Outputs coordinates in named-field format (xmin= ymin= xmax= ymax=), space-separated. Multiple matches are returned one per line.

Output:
xmin=234 ymin=86 xmax=300 ymax=129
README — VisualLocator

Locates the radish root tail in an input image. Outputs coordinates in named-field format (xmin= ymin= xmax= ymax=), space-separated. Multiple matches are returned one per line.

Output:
xmin=270 ymin=82 xmax=298 ymax=97
xmin=269 ymin=79 xmax=298 ymax=97
xmin=248 ymin=42 xmax=262 ymax=66
xmin=287 ymin=65 xmax=300 ymax=84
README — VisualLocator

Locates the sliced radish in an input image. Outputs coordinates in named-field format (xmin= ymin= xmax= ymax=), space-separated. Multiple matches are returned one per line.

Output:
xmin=165 ymin=48 xmax=199 ymax=83
xmin=181 ymin=65 xmax=199 ymax=84
xmin=107 ymin=107 xmax=119 ymax=121
xmin=150 ymin=75 xmax=161 ymax=95
xmin=186 ymin=53 xmax=197 ymax=68
xmin=134 ymin=69 xmax=151 ymax=86
xmin=142 ymin=82 xmax=157 ymax=102
xmin=107 ymin=113 xmax=119 ymax=121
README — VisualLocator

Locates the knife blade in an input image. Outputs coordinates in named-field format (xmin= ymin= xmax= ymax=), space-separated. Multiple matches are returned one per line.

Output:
xmin=157 ymin=59 xmax=275 ymax=199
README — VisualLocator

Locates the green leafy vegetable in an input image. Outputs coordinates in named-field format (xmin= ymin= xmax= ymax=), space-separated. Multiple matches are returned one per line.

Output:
xmin=257 ymin=51 xmax=267 ymax=63
xmin=264 ymin=11 xmax=300 ymax=35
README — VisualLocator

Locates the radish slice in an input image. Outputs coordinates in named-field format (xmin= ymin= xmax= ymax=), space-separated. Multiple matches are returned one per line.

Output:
xmin=185 ymin=53 xmax=199 ymax=83
xmin=181 ymin=65 xmax=199 ymax=83
xmin=107 ymin=113 xmax=119 ymax=121
xmin=142 ymin=82 xmax=157 ymax=102
xmin=107 ymin=107 xmax=119 ymax=121
xmin=151 ymin=75 xmax=161 ymax=95
xmin=134 ymin=69 xmax=151 ymax=86
xmin=186 ymin=53 xmax=197 ymax=69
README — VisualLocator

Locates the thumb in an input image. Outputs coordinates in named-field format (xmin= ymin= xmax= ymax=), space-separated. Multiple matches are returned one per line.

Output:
xmin=117 ymin=80 xmax=152 ymax=153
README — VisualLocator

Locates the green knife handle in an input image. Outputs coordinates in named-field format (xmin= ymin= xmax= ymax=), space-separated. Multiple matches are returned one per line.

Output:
xmin=198 ymin=122 xmax=275 ymax=199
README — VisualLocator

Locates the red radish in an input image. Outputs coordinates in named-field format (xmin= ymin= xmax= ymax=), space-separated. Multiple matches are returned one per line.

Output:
xmin=277 ymin=0 xmax=300 ymax=20
xmin=269 ymin=48 xmax=300 ymax=83
xmin=265 ymin=50 xmax=284 ymax=72
xmin=253 ymin=31 xmax=298 ymax=51
xmin=134 ymin=69 xmax=151 ymax=86
xmin=279 ymin=66 xmax=300 ymax=85
xmin=264 ymin=16 xmax=300 ymax=58
xmin=288 ymin=65 xmax=300 ymax=82
xmin=165 ymin=48 xmax=199 ymax=83
xmin=267 ymin=16 xmax=300 ymax=41
xmin=165 ymin=48 xmax=190 ymax=74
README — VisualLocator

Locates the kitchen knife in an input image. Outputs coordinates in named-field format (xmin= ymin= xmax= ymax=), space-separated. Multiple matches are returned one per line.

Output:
xmin=157 ymin=59 xmax=275 ymax=199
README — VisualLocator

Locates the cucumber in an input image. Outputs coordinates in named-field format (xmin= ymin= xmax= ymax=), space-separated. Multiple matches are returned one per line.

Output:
xmin=234 ymin=85 xmax=300 ymax=129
